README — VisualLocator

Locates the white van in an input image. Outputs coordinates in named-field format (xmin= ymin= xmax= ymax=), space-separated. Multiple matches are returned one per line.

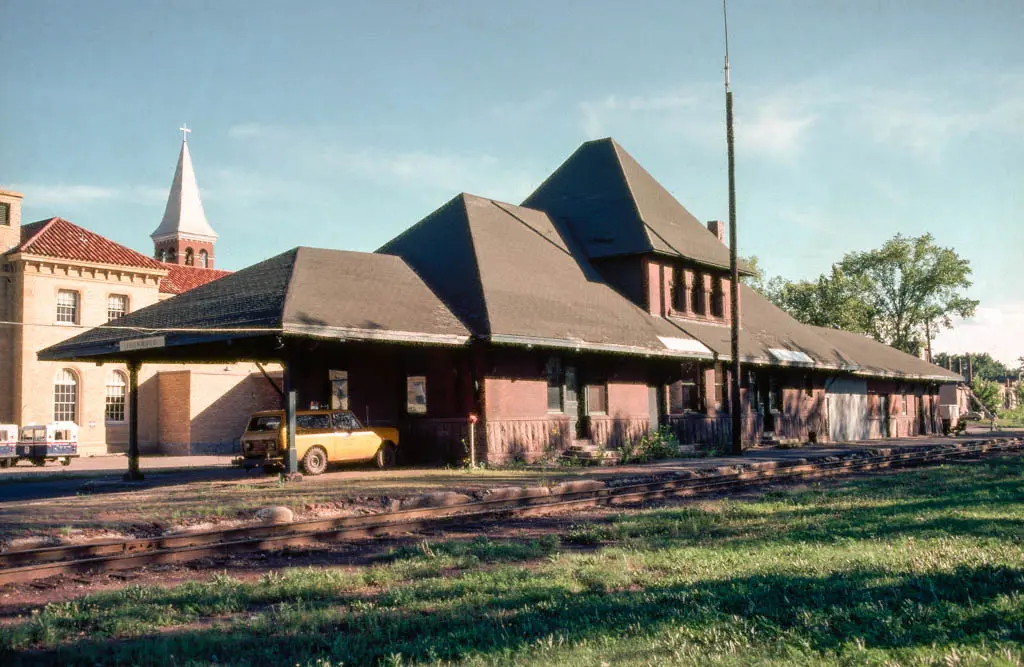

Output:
xmin=16 ymin=422 xmax=79 ymax=467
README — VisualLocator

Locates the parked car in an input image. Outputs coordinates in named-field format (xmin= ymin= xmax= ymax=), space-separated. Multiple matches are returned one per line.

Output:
xmin=0 ymin=424 xmax=18 ymax=468
xmin=16 ymin=422 xmax=79 ymax=466
xmin=961 ymin=411 xmax=984 ymax=421
xmin=237 ymin=409 xmax=399 ymax=475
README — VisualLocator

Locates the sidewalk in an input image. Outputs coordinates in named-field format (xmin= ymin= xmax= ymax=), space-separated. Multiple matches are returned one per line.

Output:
xmin=0 ymin=454 xmax=237 ymax=483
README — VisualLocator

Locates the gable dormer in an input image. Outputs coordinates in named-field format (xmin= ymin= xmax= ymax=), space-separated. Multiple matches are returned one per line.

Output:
xmin=522 ymin=138 xmax=750 ymax=322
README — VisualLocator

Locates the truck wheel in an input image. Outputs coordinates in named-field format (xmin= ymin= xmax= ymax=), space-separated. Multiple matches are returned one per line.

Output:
xmin=0 ymin=459 xmax=9 ymax=468
xmin=301 ymin=446 xmax=328 ymax=476
xmin=375 ymin=442 xmax=397 ymax=469
xmin=61 ymin=457 xmax=71 ymax=466
xmin=31 ymin=457 xmax=46 ymax=467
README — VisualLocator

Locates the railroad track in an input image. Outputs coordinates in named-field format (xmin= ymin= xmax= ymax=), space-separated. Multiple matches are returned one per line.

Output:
xmin=1 ymin=437 xmax=1020 ymax=586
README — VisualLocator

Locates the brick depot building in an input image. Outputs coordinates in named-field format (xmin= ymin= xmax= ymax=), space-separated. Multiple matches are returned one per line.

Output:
xmin=1 ymin=136 xmax=280 ymax=455
xmin=42 ymin=138 xmax=962 ymax=463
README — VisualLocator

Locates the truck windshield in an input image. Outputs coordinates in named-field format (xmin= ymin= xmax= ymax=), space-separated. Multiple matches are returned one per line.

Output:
xmin=247 ymin=416 xmax=282 ymax=432
xmin=20 ymin=427 xmax=45 ymax=441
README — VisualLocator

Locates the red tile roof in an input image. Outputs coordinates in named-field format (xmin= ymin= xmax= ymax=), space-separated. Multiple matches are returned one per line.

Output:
xmin=159 ymin=263 xmax=232 ymax=295
xmin=14 ymin=218 xmax=165 ymax=270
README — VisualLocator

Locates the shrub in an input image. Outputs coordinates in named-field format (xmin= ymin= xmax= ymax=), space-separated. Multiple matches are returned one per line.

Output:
xmin=621 ymin=426 xmax=681 ymax=464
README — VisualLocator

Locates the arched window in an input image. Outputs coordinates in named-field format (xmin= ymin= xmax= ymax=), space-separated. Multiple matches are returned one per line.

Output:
xmin=166 ymin=248 xmax=177 ymax=263
xmin=158 ymin=249 xmax=167 ymax=262
xmin=198 ymin=249 xmax=209 ymax=268
xmin=184 ymin=248 xmax=194 ymax=266
xmin=105 ymin=371 xmax=127 ymax=423
xmin=54 ymin=369 xmax=78 ymax=423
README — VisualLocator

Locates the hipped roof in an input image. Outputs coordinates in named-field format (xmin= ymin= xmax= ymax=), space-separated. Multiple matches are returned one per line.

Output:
xmin=379 ymin=193 xmax=712 ymax=358
xmin=524 ymin=138 xmax=752 ymax=274
xmin=40 ymin=247 xmax=470 ymax=359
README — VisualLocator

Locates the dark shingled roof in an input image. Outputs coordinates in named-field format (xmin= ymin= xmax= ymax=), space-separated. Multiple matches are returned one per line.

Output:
xmin=40 ymin=247 xmax=470 ymax=358
xmin=808 ymin=326 xmax=962 ymax=381
xmin=523 ymin=138 xmax=753 ymax=274
xmin=379 ymin=193 xmax=712 ymax=357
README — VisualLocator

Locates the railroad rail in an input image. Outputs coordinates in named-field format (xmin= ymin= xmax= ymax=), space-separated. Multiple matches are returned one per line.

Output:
xmin=0 ymin=437 xmax=1020 ymax=586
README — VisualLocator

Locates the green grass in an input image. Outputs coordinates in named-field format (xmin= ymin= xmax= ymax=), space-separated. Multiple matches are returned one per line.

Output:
xmin=3 ymin=457 xmax=1023 ymax=666
xmin=998 ymin=407 xmax=1024 ymax=428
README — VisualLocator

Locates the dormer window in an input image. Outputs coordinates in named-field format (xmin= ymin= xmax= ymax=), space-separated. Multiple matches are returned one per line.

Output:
xmin=690 ymin=272 xmax=704 ymax=316
xmin=711 ymin=276 xmax=725 ymax=318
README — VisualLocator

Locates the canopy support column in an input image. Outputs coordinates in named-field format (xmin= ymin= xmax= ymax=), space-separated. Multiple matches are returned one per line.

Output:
xmin=283 ymin=360 xmax=300 ymax=478
xmin=123 ymin=360 xmax=144 ymax=481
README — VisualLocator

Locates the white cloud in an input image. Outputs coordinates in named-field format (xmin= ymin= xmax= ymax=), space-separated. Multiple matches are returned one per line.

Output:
xmin=10 ymin=183 xmax=165 ymax=207
xmin=227 ymin=123 xmax=537 ymax=203
xmin=932 ymin=302 xmax=1024 ymax=367
xmin=737 ymin=102 xmax=818 ymax=157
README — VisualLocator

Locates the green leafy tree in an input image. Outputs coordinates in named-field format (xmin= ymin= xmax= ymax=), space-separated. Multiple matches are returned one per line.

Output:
xmin=837 ymin=234 xmax=977 ymax=354
xmin=934 ymin=353 xmax=1011 ymax=380
xmin=971 ymin=378 xmax=1001 ymax=414
xmin=765 ymin=234 xmax=977 ymax=355
xmin=769 ymin=266 xmax=874 ymax=333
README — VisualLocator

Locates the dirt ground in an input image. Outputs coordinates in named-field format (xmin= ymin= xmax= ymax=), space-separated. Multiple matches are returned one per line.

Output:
xmin=0 ymin=432 xmax=1019 ymax=551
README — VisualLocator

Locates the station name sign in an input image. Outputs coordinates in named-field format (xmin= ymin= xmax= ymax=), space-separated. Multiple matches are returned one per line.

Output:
xmin=118 ymin=335 xmax=166 ymax=352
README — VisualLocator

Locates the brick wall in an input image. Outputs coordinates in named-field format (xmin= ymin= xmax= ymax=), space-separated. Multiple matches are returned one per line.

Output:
xmin=157 ymin=371 xmax=191 ymax=454
xmin=11 ymin=260 xmax=164 ymax=454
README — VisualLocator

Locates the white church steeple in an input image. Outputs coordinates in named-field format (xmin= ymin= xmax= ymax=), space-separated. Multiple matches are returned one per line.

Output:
xmin=152 ymin=126 xmax=218 ymax=268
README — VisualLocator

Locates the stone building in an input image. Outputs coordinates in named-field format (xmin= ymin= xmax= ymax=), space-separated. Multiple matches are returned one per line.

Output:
xmin=1 ymin=133 xmax=281 ymax=455
xmin=43 ymin=138 xmax=963 ymax=464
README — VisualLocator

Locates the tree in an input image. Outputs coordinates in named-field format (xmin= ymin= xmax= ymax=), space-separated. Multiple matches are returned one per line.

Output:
xmin=934 ymin=352 xmax=1011 ymax=380
xmin=838 ymin=234 xmax=978 ymax=354
xmin=971 ymin=378 xmax=1001 ymax=415
xmin=769 ymin=266 xmax=874 ymax=333
xmin=765 ymin=234 xmax=977 ymax=355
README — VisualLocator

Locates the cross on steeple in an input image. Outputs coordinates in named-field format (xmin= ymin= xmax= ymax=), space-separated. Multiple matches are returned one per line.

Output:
xmin=179 ymin=123 xmax=191 ymax=142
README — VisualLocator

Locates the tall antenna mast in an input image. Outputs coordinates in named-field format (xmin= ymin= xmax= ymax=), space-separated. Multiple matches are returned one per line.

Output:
xmin=724 ymin=0 xmax=743 ymax=455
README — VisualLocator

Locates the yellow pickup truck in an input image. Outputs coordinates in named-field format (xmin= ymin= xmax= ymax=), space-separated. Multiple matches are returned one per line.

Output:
xmin=238 ymin=409 xmax=398 ymax=475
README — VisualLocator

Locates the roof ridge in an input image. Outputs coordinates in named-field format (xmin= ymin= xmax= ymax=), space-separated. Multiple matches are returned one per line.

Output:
xmin=459 ymin=194 xmax=492 ymax=336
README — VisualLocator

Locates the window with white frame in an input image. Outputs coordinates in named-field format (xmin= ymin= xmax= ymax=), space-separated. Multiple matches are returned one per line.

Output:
xmin=105 ymin=371 xmax=127 ymax=422
xmin=54 ymin=369 xmax=78 ymax=423
xmin=407 ymin=376 xmax=427 ymax=414
xmin=199 ymin=249 xmax=209 ymax=268
xmin=56 ymin=290 xmax=79 ymax=324
xmin=107 ymin=294 xmax=128 ymax=321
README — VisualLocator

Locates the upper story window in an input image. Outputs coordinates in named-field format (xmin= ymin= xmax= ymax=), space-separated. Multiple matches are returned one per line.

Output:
xmin=56 ymin=290 xmax=79 ymax=324
xmin=199 ymin=250 xmax=209 ymax=268
xmin=711 ymin=276 xmax=725 ymax=318
xmin=184 ymin=248 xmax=195 ymax=266
xmin=690 ymin=272 xmax=704 ymax=316
xmin=167 ymin=248 xmax=177 ymax=263
xmin=107 ymin=294 xmax=128 ymax=322
xmin=0 ymin=202 xmax=9 ymax=226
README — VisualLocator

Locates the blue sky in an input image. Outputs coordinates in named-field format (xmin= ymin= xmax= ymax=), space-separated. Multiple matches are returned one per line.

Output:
xmin=2 ymin=1 xmax=1022 ymax=363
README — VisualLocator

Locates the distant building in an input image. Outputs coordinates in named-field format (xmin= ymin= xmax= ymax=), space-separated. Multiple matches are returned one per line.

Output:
xmin=1 ymin=132 xmax=280 ymax=455
xmin=43 ymin=138 xmax=963 ymax=463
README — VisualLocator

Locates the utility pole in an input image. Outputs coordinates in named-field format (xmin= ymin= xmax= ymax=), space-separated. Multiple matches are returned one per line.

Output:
xmin=724 ymin=0 xmax=742 ymax=455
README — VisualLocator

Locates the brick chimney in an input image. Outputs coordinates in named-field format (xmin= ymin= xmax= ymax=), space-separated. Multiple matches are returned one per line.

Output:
xmin=707 ymin=220 xmax=726 ymax=244
xmin=0 ymin=190 xmax=24 ymax=254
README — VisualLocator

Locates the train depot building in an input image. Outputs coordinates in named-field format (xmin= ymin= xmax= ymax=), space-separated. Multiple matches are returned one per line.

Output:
xmin=40 ymin=138 xmax=962 ymax=464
